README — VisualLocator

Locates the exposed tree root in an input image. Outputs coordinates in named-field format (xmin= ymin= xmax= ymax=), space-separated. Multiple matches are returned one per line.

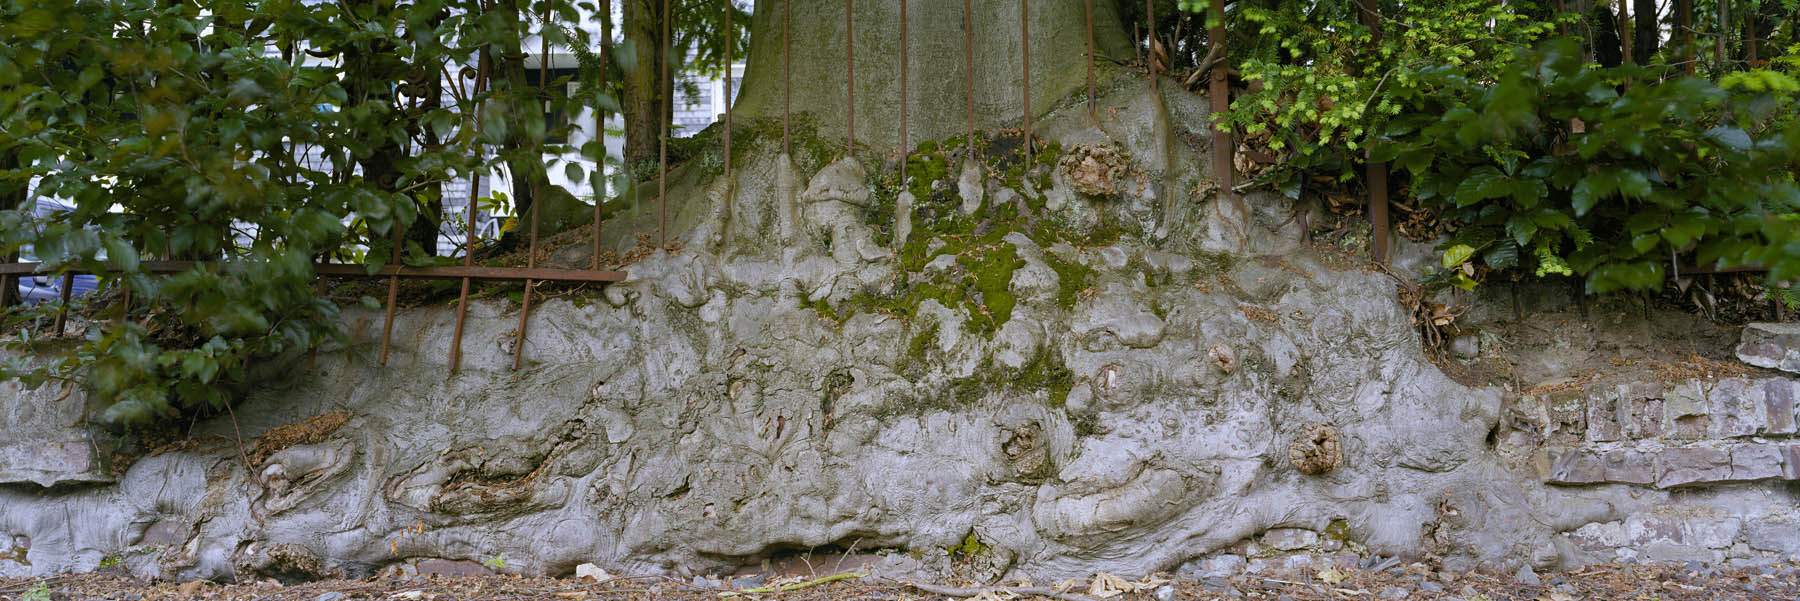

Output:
xmin=896 ymin=579 xmax=1104 ymax=601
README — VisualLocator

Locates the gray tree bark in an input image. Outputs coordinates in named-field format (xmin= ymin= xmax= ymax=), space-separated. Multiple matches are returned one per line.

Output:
xmin=731 ymin=0 xmax=1135 ymax=153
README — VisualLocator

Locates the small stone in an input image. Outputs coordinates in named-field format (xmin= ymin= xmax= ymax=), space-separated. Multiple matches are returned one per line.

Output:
xmin=1737 ymin=323 xmax=1800 ymax=374
xmin=731 ymin=575 xmax=766 ymax=589
xmin=1154 ymin=584 xmax=1176 ymax=601
xmin=1450 ymin=335 xmax=1480 ymax=359
xmin=1261 ymin=528 xmax=1320 ymax=551
xmin=1200 ymin=577 xmax=1232 ymax=589
xmin=1513 ymin=565 xmax=1541 ymax=585
xmin=313 ymin=593 xmax=347 ymax=601
xmin=1379 ymin=587 xmax=1409 ymax=600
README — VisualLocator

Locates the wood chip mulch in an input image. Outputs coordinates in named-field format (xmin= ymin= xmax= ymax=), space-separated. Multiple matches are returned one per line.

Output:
xmin=3 ymin=561 xmax=1798 ymax=601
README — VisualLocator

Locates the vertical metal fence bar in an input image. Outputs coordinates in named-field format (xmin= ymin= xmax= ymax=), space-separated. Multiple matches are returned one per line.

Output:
xmin=379 ymin=225 xmax=403 ymax=366
xmin=1209 ymin=0 xmax=1232 ymax=195
xmin=1146 ymin=0 xmax=1157 ymax=92
xmin=308 ymin=276 xmax=327 ymax=373
xmin=845 ymin=0 xmax=855 ymax=157
xmin=900 ymin=0 xmax=908 ymax=184
xmin=514 ymin=0 xmax=553 ymax=372
xmin=593 ymin=0 xmax=611 ymax=271
xmin=659 ymin=0 xmax=670 ymax=249
xmin=1085 ymin=0 xmax=1095 ymax=119
xmin=724 ymin=0 xmax=733 ymax=176
xmin=450 ymin=51 xmax=489 ymax=374
xmin=784 ymin=0 xmax=791 ymax=155
xmin=1021 ymin=0 xmax=1031 ymax=166
xmin=964 ymin=0 xmax=975 ymax=155
xmin=51 ymin=273 xmax=71 ymax=335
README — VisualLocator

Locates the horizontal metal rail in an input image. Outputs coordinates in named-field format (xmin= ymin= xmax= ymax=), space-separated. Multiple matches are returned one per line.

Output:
xmin=0 ymin=261 xmax=625 ymax=283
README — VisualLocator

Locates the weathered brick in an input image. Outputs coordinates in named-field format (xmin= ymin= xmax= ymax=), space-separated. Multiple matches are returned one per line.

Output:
xmin=1623 ymin=515 xmax=1685 ymax=545
xmin=1745 ymin=518 xmax=1800 ymax=554
xmin=1543 ymin=391 xmax=1587 ymax=444
xmin=1711 ymin=379 xmax=1765 ymax=438
xmin=1656 ymin=447 xmax=1733 ymax=488
xmin=1763 ymin=378 xmax=1797 ymax=435
xmin=1682 ymin=518 xmax=1743 ymax=549
xmin=1665 ymin=381 xmax=1709 ymax=419
xmin=1785 ymin=445 xmax=1800 ymax=480
xmin=1601 ymin=450 xmax=1655 ymax=485
xmin=1586 ymin=391 xmax=1622 ymax=442
xmin=1729 ymin=445 xmax=1786 ymax=481
xmin=1664 ymin=382 xmax=1711 ymax=440
xmin=1623 ymin=396 xmax=1664 ymax=440
xmin=1670 ymin=415 xmax=1711 ymax=440
xmin=1546 ymin=448 xmax=1608 ymax=484
xmin=1737 ymin=322 xmax=1800 ymax=374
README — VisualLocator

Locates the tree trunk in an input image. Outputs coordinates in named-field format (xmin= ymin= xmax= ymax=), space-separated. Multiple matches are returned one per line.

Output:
xmin=1677 ymin=0 xmax=1694 ymax=73
xmin=1592 ymin=3 xmax=1624 ymax=68
xmin=1616 ymin=0 xmax=1632 ymax=65
xmin=620 ymin=0 xmax=667 ymax=170
xmin=1632 ymin=0 xmax=1658 ymax=64
xmin=489 ymin=0 xmax=547 ymax=235
xmin=730 ymin=0 xmax=1134 ymax=153
xmin=407 ymin=63 xmax=445 ymax=257
xmin=1717 ymin=0 xmax=1729 ymax=69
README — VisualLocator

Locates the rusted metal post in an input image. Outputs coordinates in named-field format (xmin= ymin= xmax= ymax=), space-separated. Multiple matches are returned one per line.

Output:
xmin=1021 ymin=0 xmax=1031 ymax=166
xmin=964 ymin=0 xmax=975 ymax=155
xmin=450 ymin=51 xmax=489 ymax=374
xmin=659 ymin=0 xmax=670 ymax=249
xmin=378 ymin=225 xmax=403 ymax=366
xmin=1146 ymin=0 xmax=1157 ymax=92
xmin=52 ymin=273 xmax=72 ymax=335
xmin=309 ymin=275 xmax=326 ymax=373
xmin=845 ymin=0 xmax=855 ymax=157
xmin=723 ymin=0 xmax=733 ymax=176
xmin=783 ymin=0 xmax=791 ymax=155
xmin=1358 ymin=0 xmax=1389 ymax=264
xmin=900 ymin=0 xmax=908 ymax=182
xmin=515 ymin=0 xmax=553 ymax=372
xmin=1085 ymin=0 xmax=1095 ymax=119
xmin=593 ymin=0 xmax=611 ymax=271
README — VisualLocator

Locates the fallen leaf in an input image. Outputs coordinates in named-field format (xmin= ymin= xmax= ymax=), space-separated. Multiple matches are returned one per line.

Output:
xmin=1088 ymin=573 xmax=1135 ymax=598
xmin=177 ymin=581 xmax=205 ymax=596
xmin=390 ymin=590 xmax=425 ymax=600
xmin=1317 ymin=567 xmax=1347 ymax=585
xmin=553 ymin=592 xmax=589 ymax=600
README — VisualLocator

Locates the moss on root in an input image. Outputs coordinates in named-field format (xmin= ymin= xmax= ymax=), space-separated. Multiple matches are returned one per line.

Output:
xmin=811 ymin=131 xmax=1120 ymax=335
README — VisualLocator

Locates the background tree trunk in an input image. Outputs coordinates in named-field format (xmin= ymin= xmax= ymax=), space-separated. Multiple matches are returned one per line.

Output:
xmin=729 ymin=0 xmax=1134 ymax=153
xmin=1632 ymin=0 xmax=1658 ymax=64
xmin=621 ymin=0 xmax=668 ymax=170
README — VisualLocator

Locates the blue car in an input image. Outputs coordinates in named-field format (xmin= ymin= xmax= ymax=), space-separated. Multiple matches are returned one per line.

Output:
xmin=16 ymin=273 xmax=98 ymax=305
xmin=11 ymin=199 xmax=100 ymax=306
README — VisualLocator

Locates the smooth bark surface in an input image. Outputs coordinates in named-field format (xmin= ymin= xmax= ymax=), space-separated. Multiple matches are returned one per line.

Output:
xmin=731 ymin=0 xmax=1135 ymax=152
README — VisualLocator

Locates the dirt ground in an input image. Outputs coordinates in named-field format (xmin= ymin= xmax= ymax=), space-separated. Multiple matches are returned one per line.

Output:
xmin=4 ymin=561 xmax=1799 ymax=601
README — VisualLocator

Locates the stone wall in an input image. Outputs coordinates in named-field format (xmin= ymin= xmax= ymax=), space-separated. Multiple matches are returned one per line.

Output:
xmin=1507 ymin=374 xmax=1800 ymax=565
